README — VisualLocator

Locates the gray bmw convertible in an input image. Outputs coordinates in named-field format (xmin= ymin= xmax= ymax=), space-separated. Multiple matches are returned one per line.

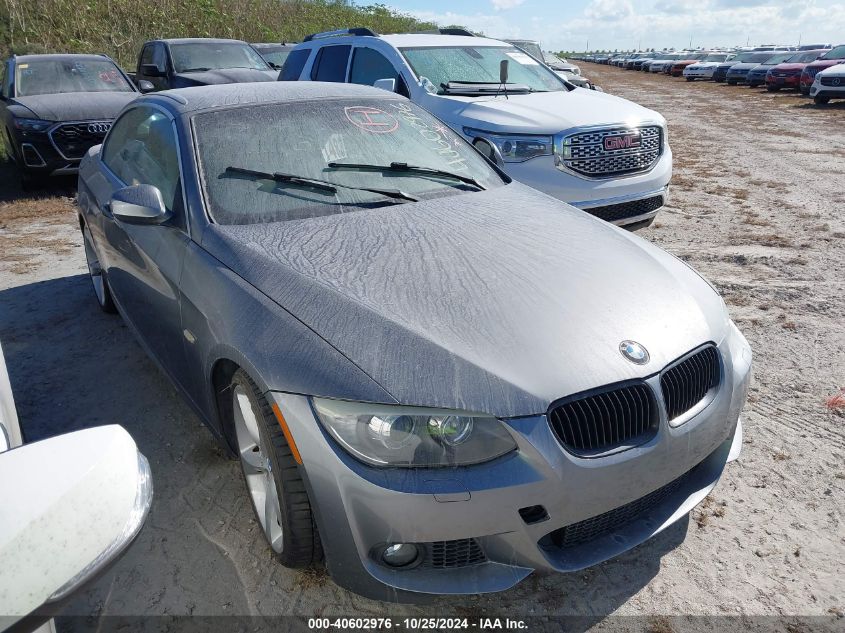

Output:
xmin=77 ymin=82 xmax=751 ymax=600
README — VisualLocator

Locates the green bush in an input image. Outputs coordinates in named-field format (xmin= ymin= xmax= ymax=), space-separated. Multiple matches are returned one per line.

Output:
xmin=0 ymin=0 xmax=438 ymax=68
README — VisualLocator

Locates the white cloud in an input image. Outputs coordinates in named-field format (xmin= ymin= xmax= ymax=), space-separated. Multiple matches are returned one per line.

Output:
xmin=491 ymin=0 xmax=526 ymax=10
xmin=400 ymin=9 xmax=518 ymax=38
xmin=584 ymin=0 xmax=635 ymax=21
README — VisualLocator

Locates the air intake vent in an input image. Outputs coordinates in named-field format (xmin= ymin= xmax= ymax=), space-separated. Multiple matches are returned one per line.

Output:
xmin=422 ymin=538 xmax=486 ymax=568
xmin=548 ymin=383 xmax=658 ymax=456
xmin=660 ymin=346 xmax=721 ymax=421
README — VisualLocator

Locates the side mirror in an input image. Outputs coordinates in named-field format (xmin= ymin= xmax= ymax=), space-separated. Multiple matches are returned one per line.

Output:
xmin=373 ymin=78 xmax=396 ymax=92
xmin=137 ymin=80 xmax=155 ymax=93
xmin=591 ymin=84 xmax=604 ymax=92
xmin=110 ymin=184 xmax=171 ymax=225
xmin=140 ymin=64 xmax=166 ymax=78
xmin=0 ymin=426 xmax=152 ymax=627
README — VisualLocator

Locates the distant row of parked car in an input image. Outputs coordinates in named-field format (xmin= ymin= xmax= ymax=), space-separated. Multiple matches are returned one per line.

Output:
xmin=577 ymin=44 xmax=845 ymax=105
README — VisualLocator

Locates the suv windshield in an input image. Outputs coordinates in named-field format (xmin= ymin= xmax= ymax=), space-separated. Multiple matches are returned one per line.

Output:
xmin=785 ymin=51 xmax=823 ymax=63
xmin=194 ymin=98 xmax=505 ymax=225
xmin=821 ymin=45 xmax=845 ymax=59
xmin=764 ymin=53 xmax=795 ymax=64
xmin=170 ymin=42 xmax=269 ymax=73
xmin=400 ymin=46 xmax=566 ymax=94
xmin=507 ymin=41 xmax=544 ymax=62
xmin=703 ymin=54 xmax=729 ymax=62
xmin=15 ymin=59 xmax=133 ymax=97
xmin=253 ymin=45 xmax=291 ymax=69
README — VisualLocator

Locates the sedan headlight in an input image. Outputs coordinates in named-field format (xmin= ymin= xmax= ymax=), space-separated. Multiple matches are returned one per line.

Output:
xmin=13 ymin=118 xmax=52 ymax=132
xmin=312 ymin=398 xmax=517 ymax=467
xmin=463 ymin=128 xmax=553 ymax=163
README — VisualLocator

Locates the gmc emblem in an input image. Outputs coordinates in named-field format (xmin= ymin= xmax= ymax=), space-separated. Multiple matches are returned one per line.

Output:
xmin=604 ymin=133 xmax=641 ymax=151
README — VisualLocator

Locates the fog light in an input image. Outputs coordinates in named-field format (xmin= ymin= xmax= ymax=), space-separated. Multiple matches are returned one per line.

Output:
xmin=381 ymin=543 xmax=420 ymax=568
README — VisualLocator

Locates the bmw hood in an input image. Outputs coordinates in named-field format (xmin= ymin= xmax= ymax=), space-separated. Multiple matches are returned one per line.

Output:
xmin=203 ymin=184 xmax=729 ymax=417
xmin=10 ymin=92 xmax=137 ymax=122
xmin=422 ymin=89 xmax=664 ymax=135
xmin=172 ymin=68 xmax=276 ymax=85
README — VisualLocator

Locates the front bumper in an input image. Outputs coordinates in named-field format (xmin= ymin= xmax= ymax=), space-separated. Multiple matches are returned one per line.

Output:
xmin=810 ymin=81 xmax=845 ymax=98
xmin=766 ymin=75 xmax=800 ymax=88
xmin=270 ymin=326 xmax=752 ymax=600
xmin=501 ymin=143 xmax=672 ymax=228
xmin=683 ymin=68 xmax=715 ymax=78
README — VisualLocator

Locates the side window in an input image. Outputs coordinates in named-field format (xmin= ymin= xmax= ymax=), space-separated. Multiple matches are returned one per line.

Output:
xmin=140 ymin=43 xmax=166 ymax=72
xmin=140 ymin=45 xmax=154 ymax=66
xmin=102 ymin=107 xmax=183 ymax=222
xmin=349 ymin=47 xmax=409 ymax=96
xmin=279 ymin=48 xmax=310 ymax=81
xmin=310 ymin=45 xmax=351 ymax=82
xmin=151 ymin=44 xmax=168 ymax=72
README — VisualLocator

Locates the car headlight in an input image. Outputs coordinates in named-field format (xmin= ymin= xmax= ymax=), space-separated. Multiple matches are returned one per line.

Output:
xmin=13 ymin=118 xmax=52 ymax=132
xmin=463 ymin=128 xmax=552 ymax=163
xmin=312 ymin=398 xmax=517 ymax=467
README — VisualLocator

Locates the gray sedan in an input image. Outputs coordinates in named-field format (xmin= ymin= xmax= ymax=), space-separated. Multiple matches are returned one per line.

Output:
xmin=77 ymin=82 xmax=751 ymax=600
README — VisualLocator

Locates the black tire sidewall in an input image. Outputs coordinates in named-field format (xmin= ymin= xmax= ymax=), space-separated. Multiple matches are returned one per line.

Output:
xmin=230 ymin=370 xmax=319 ymax=567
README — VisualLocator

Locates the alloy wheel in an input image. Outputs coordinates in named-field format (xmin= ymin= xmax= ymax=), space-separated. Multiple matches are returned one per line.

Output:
xmin=233 ymin=385 xmax=285 ymax=552
xmin=83 ymin=225 xmax=107 ymax=306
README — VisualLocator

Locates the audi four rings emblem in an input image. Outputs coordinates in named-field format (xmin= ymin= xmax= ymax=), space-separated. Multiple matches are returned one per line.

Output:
xmin=87 ymin=123 xmax=111 ymax=134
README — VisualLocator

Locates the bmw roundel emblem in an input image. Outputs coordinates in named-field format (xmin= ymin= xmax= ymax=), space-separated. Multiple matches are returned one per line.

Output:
xmin=619 ymin=340 xmax=650 ymax=365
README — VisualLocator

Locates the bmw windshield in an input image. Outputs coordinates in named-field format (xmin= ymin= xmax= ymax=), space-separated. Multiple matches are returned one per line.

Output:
xmin=14 ymin=59 xmax=134 ymax=97
xmin=194 ymin=99 xmax=505 ymax=225
xmin=400 ymin=46 xmax=566 ymax=94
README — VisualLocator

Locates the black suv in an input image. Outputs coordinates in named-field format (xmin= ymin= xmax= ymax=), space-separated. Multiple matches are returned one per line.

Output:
xmin=1 ymin=53 xmax=138 ymax=188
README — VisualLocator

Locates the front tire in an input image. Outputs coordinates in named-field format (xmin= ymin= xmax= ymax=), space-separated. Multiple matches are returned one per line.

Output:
xmin=82 ymin=223 xmax=117 ymax=313
xmin=686 ymin=77 xmax=694 ymax=82
xmin=814 ymin=95 xmax=830 ymax=105
xmin=767 ymin=86 xmax=780 ymax=92
xmin=727 ymin=80 xmax=737 ymax=85
xmin=230 ymin=369 xmax=321 ymax=567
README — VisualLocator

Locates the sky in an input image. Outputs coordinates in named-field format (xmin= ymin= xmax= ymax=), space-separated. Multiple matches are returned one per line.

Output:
xmin=384 ymin=0 xmax=845 ymax=52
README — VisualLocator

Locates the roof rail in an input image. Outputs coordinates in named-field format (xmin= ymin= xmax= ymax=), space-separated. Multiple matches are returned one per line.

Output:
xmin=303 ymin=28 xmax=378 ymax=42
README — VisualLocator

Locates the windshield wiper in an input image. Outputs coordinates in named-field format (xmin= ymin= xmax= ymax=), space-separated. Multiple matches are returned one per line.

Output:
xmin=327 ymin=162 xmax=486 ymax=191
xmin=179 ymin=67 xmax=212 ymax=73
xmin=224 ymin=166 xmax=419 ymax=202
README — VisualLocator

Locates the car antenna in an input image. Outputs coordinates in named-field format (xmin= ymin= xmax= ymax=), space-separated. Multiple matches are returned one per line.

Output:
xmin=496 ymin=59 xmax=509 ymax=99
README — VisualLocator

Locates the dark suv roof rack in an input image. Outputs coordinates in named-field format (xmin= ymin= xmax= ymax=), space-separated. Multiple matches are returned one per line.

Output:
xmin=425 ymin=28 xmax=475 ymax=36
xmin=303 ymin=28 xmax=378 ymax=42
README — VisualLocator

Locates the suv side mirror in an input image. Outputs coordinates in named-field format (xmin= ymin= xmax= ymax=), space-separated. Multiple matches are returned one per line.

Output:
xmin=0 ymin=426 xmax=152 ymax=628
xmin=111 ymin=184 xmax=171 ymax=225
xmin=140 ymin=64 xmax=166 ymax=78
xmin=373 ymin=78 xmax=396 ymax=92
xmin=137 ymin=80 xmax=155 ymax=93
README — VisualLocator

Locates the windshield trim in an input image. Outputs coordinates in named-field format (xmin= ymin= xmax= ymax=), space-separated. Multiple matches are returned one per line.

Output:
xmin=190 ymin=96 xmax=508 ymax=226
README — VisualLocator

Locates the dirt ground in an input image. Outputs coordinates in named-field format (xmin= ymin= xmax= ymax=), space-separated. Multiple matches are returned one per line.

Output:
xmin=0 ymin=64 xmax=843 ymax=628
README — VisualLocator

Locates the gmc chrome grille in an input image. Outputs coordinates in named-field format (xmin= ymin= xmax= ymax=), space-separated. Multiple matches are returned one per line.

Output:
xmin=50 ymin=121 xmax=111 ymax=160
xmin=559 ymin=126 xmax=662 ymax=178
xmin=548 ymin=383 xmax=658 ymax=456
xmin=660 ymin=346 xmax=721 ymax=422
xmin=422 ymin=538 xmax=486 ymax=568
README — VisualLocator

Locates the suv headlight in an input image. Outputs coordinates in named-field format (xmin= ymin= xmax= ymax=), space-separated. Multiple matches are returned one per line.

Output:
xmin=463 ymin=128 xmax=553 ymax=163
xmin=13 ymin=118 xmax=52 ymax=132
xmin=312 ymin=398 xmax=517 ymax=467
